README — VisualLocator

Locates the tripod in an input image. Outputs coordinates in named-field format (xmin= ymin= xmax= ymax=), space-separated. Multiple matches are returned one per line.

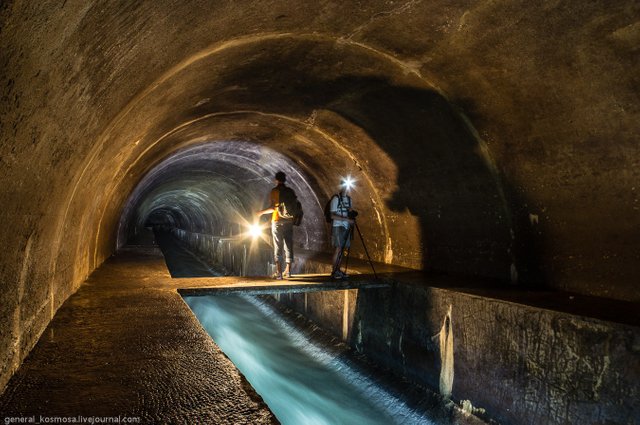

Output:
xmin=332 ymin=218 xmax=378 ymax=280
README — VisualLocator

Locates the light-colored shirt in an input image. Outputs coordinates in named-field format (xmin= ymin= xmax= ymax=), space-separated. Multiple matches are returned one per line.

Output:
xmin=330 ymin=194 xmax=352 ymax=228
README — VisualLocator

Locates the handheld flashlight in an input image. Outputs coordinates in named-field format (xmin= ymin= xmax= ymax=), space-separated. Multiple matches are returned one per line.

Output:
xmin=248 ymin=223 xmax=263 ymax=239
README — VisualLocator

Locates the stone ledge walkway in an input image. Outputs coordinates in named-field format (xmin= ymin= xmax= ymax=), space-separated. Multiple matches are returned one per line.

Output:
xmin=0 ymin=245 xmax=404 ymax=424
xmin=1 ymin=245 xmax=638 ymax=424
xmin=0 ymin=247 xmax=280 ymax=424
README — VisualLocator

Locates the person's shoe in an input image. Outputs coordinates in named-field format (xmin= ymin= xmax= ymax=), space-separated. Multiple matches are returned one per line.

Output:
xmin=332 ymin=270 xmax=345 ymax=280
xmin=284 ymin=271 xmax=292 ymax=279
xmin=272 ymin=273 xmax=283 ymax=280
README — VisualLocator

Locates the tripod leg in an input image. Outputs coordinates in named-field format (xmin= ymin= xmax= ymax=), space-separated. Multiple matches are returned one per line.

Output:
xmin=354 ymin=222 xmax=378 ymax=279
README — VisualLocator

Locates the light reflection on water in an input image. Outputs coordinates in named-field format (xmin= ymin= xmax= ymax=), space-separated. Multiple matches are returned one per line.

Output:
xmin=185 ymin=294 xmax=434 ymax=425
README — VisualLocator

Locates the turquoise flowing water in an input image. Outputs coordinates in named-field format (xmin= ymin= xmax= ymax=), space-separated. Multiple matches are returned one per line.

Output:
xmin=185 ymin=294 xmax=434 ymax=425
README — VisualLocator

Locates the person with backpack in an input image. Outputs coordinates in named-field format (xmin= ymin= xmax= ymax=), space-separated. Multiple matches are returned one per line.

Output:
xmin=328 ymin=178 xmax=356 ymax=279
xmin=256 ymin=171 xmax=301 ymax=280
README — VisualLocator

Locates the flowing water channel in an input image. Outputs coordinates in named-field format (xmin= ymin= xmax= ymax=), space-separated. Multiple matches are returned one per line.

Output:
xmin=185 ymin=294 xmax=436 ymax=425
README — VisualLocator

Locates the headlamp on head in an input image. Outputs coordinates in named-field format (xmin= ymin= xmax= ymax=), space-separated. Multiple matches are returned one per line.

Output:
xmin=341 ymin=176 xmax=355 ymax=191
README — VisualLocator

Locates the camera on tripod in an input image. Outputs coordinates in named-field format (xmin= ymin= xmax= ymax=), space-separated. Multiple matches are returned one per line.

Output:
xmin=347 ymin=210 xmax=358 ymax=219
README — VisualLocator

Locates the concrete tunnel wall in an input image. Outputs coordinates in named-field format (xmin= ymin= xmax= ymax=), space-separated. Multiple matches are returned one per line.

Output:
xmin=1 ymin=0 xmax=639 ymax=395
xmin=117 ymin=141 xmax=328 ymax=252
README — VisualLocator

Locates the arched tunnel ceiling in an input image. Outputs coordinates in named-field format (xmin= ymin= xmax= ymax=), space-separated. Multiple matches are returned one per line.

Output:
xmin=1 ymin=0 xmax=639 ymax=396
xmin=92 ymin=35 xmax=513 ymax=282
xmin=117 ymin=141 xmax=329 ymax=252
xmin=0 ymin=0 xmax=638 ymax=328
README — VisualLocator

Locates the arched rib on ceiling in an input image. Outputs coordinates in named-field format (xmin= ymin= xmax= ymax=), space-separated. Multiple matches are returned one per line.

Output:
xmin=117 ymin=141 xmax=326 ymax=252
xmin=52 ymin=32 xmax=509 ymax=282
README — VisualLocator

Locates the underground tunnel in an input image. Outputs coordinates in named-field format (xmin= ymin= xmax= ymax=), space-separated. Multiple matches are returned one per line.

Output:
xmin=1 ymin=1 xmax=639 ymax=424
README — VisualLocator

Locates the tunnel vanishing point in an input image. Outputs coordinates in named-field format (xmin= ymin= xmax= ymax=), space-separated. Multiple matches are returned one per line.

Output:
xmin=1 ymin=1 xmax=639 ymax=424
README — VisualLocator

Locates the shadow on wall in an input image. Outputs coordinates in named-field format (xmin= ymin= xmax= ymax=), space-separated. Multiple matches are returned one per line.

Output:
xmin=324 ymin=77 xmax=546 ymax=285
xmin=332 ymin=77 xmax=550 ymax=419
xmin=205 ymin=50 xmax=546 ymax=284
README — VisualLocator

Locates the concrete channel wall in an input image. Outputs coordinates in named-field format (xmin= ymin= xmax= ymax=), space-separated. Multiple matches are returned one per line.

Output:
xmin=172 ymin=228 xmax=640 ymax=425
xmin=171 ymin=228 xmax=272 ymax=276
xmin=170 ymin=227 xmax=332 ymax=277
xmin=275 ymin=284 xmax=640 ymax=425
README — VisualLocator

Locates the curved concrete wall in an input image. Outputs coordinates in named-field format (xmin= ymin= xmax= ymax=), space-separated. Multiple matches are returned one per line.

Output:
xmin=1 ymin=0 xmax=638 ymax=391
xmin=117 ymin=141 xmax=327 ymax=252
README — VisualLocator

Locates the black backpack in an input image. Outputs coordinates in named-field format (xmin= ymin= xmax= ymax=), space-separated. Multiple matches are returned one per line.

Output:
xmin=278 ymin=186 xmax=304 ymax=226
xmin=324 ymin=195 xmax=337 ymax=223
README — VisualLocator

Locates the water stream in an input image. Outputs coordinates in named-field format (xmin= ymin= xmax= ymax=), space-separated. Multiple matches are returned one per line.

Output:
xmin=185 ymin=294 xmax=435 ymax=425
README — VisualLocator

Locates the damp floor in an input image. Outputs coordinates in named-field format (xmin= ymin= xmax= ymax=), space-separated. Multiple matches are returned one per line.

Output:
xmin=0 ymin=242 xmax=636 ymax=424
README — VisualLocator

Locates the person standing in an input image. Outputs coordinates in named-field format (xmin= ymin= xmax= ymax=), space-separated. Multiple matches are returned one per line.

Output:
xmin=256 ymin=171 xmax=296 ymax=279
xmin=330 ymin=179 xmax=355 ymax=279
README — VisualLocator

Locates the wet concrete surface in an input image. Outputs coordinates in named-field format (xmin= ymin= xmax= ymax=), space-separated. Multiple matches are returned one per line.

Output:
xmin=1 ymin=244 xmax=637 ymax=424
xmin=0 ymin=247 xmax=277 ymax=424
xmin=152 ymin=227 xmax=640 ymax=330
xmin=0 ymin=244 xmax=415 ymax=424
xmin=153 ymin=227 xmax=225 ymax=278
xmin=390 ymin=270 xmax=640 ymax=329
